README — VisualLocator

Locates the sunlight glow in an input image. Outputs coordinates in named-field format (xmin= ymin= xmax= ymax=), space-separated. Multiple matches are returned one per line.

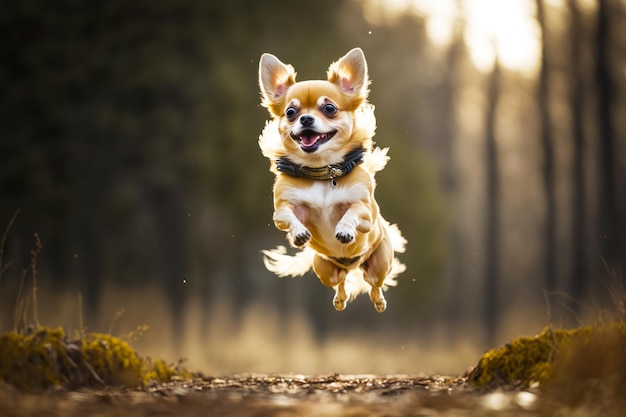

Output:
xmin=411 ymin=0 xmax=457 ymax=46
xmin=361 ymin=0 xmax=541 ymax=75
xmin=463 ymin=0 xmax=540 ymax=75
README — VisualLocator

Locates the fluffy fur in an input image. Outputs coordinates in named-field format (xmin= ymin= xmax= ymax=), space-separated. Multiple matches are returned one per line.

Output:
xmin=258 ymin=48 xmax=406 ymax=312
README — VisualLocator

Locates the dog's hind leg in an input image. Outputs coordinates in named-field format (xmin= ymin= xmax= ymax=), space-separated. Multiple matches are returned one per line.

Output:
xmin=313 ymin=255 xmax=348 ymax=311
xmin=361 ymin=233 xmax=394 ymax=312
xmin=333 ymin=280 xmax=348 ymax=311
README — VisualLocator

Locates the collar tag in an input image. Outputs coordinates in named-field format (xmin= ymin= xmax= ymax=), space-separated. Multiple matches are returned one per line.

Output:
xmin=328 ymin=166 xmax=343 ymax=178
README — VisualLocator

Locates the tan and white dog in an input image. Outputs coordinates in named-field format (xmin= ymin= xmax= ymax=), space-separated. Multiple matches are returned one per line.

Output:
xmin=258 ymin=48 xmax=406 ymax=312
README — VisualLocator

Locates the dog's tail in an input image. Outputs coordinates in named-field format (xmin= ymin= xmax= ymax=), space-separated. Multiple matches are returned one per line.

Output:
xmin=263 ymin=220 xmax=407 ymax=301
xmin=262 ymin=247 xmax=373 ymax=300
xmin=262 ymin=245 xmax=316 ymax=277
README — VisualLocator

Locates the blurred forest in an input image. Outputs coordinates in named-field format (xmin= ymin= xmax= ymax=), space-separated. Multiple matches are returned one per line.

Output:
xmin=1 ymin=0 xmax=625 ymax=374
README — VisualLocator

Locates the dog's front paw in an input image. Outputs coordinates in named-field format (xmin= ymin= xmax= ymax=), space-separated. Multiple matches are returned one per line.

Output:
xmin=293 ymin=230 xmax=311 ymax=247
xmin=335 ymin=224 xmax=355 ymax=244
xmin=289 ymin=226 xmax=311 ymax=247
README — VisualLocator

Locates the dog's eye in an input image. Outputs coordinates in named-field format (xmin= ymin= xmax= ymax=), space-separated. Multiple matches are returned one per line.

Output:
xmin=322 ymin=103 xmax=337 ymax=116
xmin=285 ymin=107 xmax=298 ymax=121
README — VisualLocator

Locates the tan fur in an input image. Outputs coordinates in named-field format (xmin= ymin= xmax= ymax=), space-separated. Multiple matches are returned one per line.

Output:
xmin=258 ymin=48 xmax=406 ymax=312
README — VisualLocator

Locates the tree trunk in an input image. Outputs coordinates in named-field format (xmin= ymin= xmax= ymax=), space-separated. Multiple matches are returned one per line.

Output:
xmin=441 ymin=7 xmax=465 ymax=335
xmin=567 ymin=0 xmax=587 ymax=306
xmin=536 ymin=0 xmax=558 ymax=294
xmin=484 ymin=58 xmax=501 ymax=346
xmin=595 ymin=0 xmax=620 ymax=280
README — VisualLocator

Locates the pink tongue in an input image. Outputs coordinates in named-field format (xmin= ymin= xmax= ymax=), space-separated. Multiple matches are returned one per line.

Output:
xmin=301 ymin=134 xmax=320 ymax=146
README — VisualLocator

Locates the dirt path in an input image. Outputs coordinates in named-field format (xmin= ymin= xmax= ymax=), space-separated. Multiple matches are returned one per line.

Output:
xmin=0 ymin=374 xmax=543 ymax=416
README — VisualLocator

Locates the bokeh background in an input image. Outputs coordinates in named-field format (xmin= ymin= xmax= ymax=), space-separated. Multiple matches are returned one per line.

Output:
xmin=1 ymin=0 xmax=625 ymax=375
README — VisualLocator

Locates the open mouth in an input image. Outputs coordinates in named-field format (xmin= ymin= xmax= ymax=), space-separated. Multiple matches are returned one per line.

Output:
xmin=290 ymin=129 xmax=337 ymax=153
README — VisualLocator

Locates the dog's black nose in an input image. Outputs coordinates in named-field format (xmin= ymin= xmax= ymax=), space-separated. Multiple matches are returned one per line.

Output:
xmin=299 ymin=115 xmax=314 ymax=127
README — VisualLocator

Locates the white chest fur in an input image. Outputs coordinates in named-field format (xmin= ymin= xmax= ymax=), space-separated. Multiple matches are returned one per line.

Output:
xmin=277 ymin=178 xmax=373 ymax=255
xmin=280 ymin=180 xmax=368 ymax=218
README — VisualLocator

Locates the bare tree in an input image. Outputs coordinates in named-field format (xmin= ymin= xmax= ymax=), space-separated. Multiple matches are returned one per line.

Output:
xmin=567 ymin=0 xmax=587 ymax=305
xmin=484 ymin=57 xmax=501 ymax=346
xmin=535 ymin=0 xmax=558 ymax=294
xmin=595 ymin=0 xmax=620 ymax=278
xmin=440 ymin=6 xmax=466 ymax=333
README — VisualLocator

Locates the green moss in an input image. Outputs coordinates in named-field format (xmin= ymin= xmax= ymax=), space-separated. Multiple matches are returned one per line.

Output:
xmin=466 ymin=324 xmax=626 ymax=389
xmin=0 ymin=326 xmax=188 ymax=392
xmin=81 ymin=332 xmax=145 ymax=387
xmin=143 ymin=358 xmax=182 ymax=385
xmin=0 ymin=327 xmax=73 ymax=391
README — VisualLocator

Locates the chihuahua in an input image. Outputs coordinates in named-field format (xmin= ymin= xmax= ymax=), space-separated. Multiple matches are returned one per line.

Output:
xmin=258 ymin=48 xmax=406 ymax=312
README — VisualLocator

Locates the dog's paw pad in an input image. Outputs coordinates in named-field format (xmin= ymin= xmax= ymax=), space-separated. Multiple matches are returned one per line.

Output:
xmin=333 ymin=283 xmax=348 ymax=311
xmin=292 ymin=229 xmax=311 ymax=247
xmin=333 ymin=296 xmax=347 ymax=311
xmin=335 ymin=232 xmax=354 ymax=244
xmin=373 ymin=299 xmax=387 ymax=313
xmin=370 ymin=288 xmax=387 ymax=313
xmin=335 ymin=225 xmax=354 ymax=244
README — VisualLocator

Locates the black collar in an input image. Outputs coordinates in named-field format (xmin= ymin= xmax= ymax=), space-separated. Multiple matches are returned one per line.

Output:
xmin=275 ymin=147 xmax=365 ymax=182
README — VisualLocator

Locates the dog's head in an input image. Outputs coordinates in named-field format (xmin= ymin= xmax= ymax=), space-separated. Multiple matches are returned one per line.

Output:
xmin=259 ymin=48 xmax=372 ymax=165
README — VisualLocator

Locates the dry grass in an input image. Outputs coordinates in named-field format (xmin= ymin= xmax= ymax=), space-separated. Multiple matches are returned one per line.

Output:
xmin=0 ymin=214 xmax=189 ymax=393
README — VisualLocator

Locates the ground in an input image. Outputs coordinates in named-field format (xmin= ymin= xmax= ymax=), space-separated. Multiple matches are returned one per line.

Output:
xmin=1 ymin=325 xmax=625 ymax=415
xmin=0 ymin=373 xmax=543 ymax=417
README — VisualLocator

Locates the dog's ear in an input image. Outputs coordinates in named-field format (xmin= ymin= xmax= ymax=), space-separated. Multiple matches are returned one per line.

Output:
xmin=259 ymin=53 xmax=296 ymax=116
xmin=327 ymin=48 xmax=369 ymax=108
